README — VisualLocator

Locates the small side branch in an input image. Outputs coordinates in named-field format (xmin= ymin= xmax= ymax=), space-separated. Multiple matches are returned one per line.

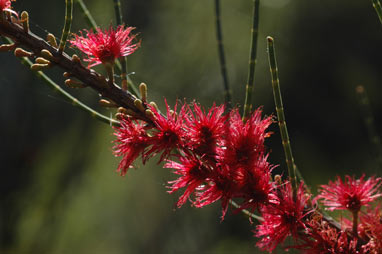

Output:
xmin=266 ymin=36 xmax=297 ymax=195
xmin=214 ymin=0 xmax=232 ymax=109
xmin=58 ymin=0 xmax=73 ymax=53
xmin=242 ymin=0 xmax=260 ymax=120
xmin=112 ymin=0 xmax=139 ymax=96
xmin=356 ymin=85 xmax=382 ymax=171
xmin=372 ymin=0 xmax=382 ymax=25
xmin=0 ymin=17 xmax=153 ymax=124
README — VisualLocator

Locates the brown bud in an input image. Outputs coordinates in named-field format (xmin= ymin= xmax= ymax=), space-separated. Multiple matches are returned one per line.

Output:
xmin=0 ymin=43 xmax=16 ymax=52
xmin=149 ymin=101 xmax=159 ymax=111
xmin=35 ymin=57 xmax=50 ymax=65
xmin=99 ymin=99 xmax=117 ymax=108
xmin=46 ymin=33 xmax=58 ymax=48
xmin=134 ymin=99 xmax=145 ymax=112
xmin=65 ymin=79 xmax=86 ymax=88
xmin=139 ymin=83 xmax=148 ymax=102
xmin=30 ymin=63 xmax=49 ymax=71
xmin=63 ymin=72 xmax=71 ymax=78
xmin=40 ymin=49 xmax=53 ymax=60
xmin=20 ymin=11 xmax=29 ymax=32
xmin=14 ymin=48 xmax=33 ymax=58
xmin=117 ymin=107 xmax=128 ymax=114
xmin=71 ymin=54 xmax=81 ymax=63
xmin=145 ymin=109 xmax=154 ymax=118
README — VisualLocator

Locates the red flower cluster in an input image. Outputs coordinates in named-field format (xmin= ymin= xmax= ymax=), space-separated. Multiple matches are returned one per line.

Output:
xmin=113 ymin=101 xmax=275 ymax=219
xmin=112 ymin=101 xmax=382 ymax=253
xmin=70 ymin=25 xmax=140 ymax=67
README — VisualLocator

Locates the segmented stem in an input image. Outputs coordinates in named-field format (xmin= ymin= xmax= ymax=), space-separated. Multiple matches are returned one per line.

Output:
xmin=75 ymin=0 xmax=97 ymax=29
xmin=242 ymin=0 xmax=260 ymax=120
xmin=112 ymin=0 xmax=139 ymax=96
xmin=58 ymin=0 xmax=73 ymax=53
xmin=372 ymin=0 xmax=382 ymax=25
xmin=3 ymin=37 xmax=118 ymax=126
xmin=356 ymin=85 xmax=382 ymax=171
xmin=229 ymin=200 xmax=264 ymax=221
xmin=113 ymin=0 xmax=123 ymax=25
xmin=214 ymin=0 xmax=232 ymax=109
xmin=266 ymin=36 xmax=297 ymax=195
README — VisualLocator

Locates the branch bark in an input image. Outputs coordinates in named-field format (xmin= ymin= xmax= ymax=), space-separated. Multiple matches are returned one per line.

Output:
xmin=0 ymin=17 xmax=153 ymax=124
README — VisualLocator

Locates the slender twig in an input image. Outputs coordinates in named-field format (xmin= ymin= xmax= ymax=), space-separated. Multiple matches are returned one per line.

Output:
xmin=58 ymin=0 xmax=73 ymax=53
xmin=0 ymin=17 xmax=153 ymax=124
xmin=214 ymin=0 xmax=232 ymax=109
xmin=372 ymin=0 xmax=382 ymax=25
xmin=229 ymin=200 xmax=264 ymax=221
xmin=266 ymin=36 xmax=297 ymax=195
xmin=356 ymin=85 xmax=382 ymax=171
xmin=3 ymin=37 xmax=119 ymax=126
xmin=242 ymin=0 xmax=260 ymax=120
xmin=75 ymin=0 xmax=97 ymax=29
xmin=112 ymin=0 xmax=139 ymax=96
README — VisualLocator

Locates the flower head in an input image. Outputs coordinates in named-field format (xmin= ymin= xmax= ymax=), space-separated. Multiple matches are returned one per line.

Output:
xmin=317 ymin=175 xmax=382 ymax=213
xmin=219 ymin=108 xmax=272 ymax=169
xmin=113 ymin=117 xmax=150 ymax=176
xmin=166 ymin=154 xmax=211 ymax=208
xmin=185 ymin=103 xmax=227 ymax=158
xmin=70 ymin=25 xmax=140 ymax=67
xmin=255 ymin=182 xmax=312 ymax=252
xmin=146 ymin=100 xmax=189 ymax=162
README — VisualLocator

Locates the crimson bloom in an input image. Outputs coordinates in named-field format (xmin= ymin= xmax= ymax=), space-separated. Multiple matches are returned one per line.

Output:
xmin=113 ymin=117 xmax=150 ymax=176
xmin=219 ymin=108 xmax=272 ymax=170
xmin=255 ymin=182 xmax=312 ymax=252
xmin=166 ymin=154 xmax=211 ymax=208
xmin=70 ymin=25 xmax=140 ymax=67
xmin=146 ymin=100 xmax=189 ymax=162
xmin=317 ymin=175 xmax=382 ymax=213
xmin=185 ymin=103 xmax=227 ymax=158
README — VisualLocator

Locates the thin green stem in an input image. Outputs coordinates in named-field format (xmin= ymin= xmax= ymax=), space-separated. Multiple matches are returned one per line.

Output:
xmin=214 ymin=0 xmax=232 ymax=109
xmin=229 ymin=200 xmax=264 ymax=221
xmin=3 ymin=38 xmax=119 ymax=126
xmin=266 ymin=36 xmax=297 ymax=196
xmin=372 ymin=0 xmax=382 ymax=25
xmin=113 ymin=0 xmax=123 ymax=25
xmin=242 ymin=0 xmax=260 ymax=120
xmin=356 ymin=85 xmax=382 ymax=171
xmin=58 ymin=0 xmax=73 ymax=53
xmin=75 ymin=0 xmax=97 ymax=29
xmin=112 ymin=0 xmax=139 ymax=96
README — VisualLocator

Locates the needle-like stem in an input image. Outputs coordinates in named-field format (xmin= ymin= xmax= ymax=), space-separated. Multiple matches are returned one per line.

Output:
xmin=242 ymin=0 xmax=260 ymax=120
xmin=214 ymin=0 xmax=232 ymax=109
xmin=58 ymin=0 xmax=73 ymax=53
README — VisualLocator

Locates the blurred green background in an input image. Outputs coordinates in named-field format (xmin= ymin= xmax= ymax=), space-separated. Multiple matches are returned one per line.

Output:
xmin=1 ymin=0 xmax=381 ymax=253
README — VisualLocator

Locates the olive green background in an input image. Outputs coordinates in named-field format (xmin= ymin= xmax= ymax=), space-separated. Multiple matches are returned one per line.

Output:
xmin=1 ymin=0 xmax=381 ymax=253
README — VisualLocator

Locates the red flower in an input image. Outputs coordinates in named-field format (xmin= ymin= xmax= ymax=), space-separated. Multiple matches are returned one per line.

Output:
xmin=185 ymin=103 xmax=227 ymax=158
xmin=301 ymin=217 xmax=362 ymax=254
xmin=70 ymin=25 xmax=140 ymax=67
xmin=233 ymin=154 xmax=276 ymax=211
xmin=0 ymin=0 xmax=16 ymax=15
xmin=166 ymin=154 xmax=211 ymax=208
xmin=317 ymin=175 xmax=382 ymax=213
xmin=219 ymin=108 xmax=272 ymax=169
xmin=193 ymin=164 xmax=236 ymax=220
xmin=146 ymin=100 xmax=188 ymax=162
xmin=113 ymin=117 xmax=150 ymax=176
xmin=255 ymin=182 xmax=312 ymax=252
xmin=359 ymin=204 xmax=382 ymax=251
